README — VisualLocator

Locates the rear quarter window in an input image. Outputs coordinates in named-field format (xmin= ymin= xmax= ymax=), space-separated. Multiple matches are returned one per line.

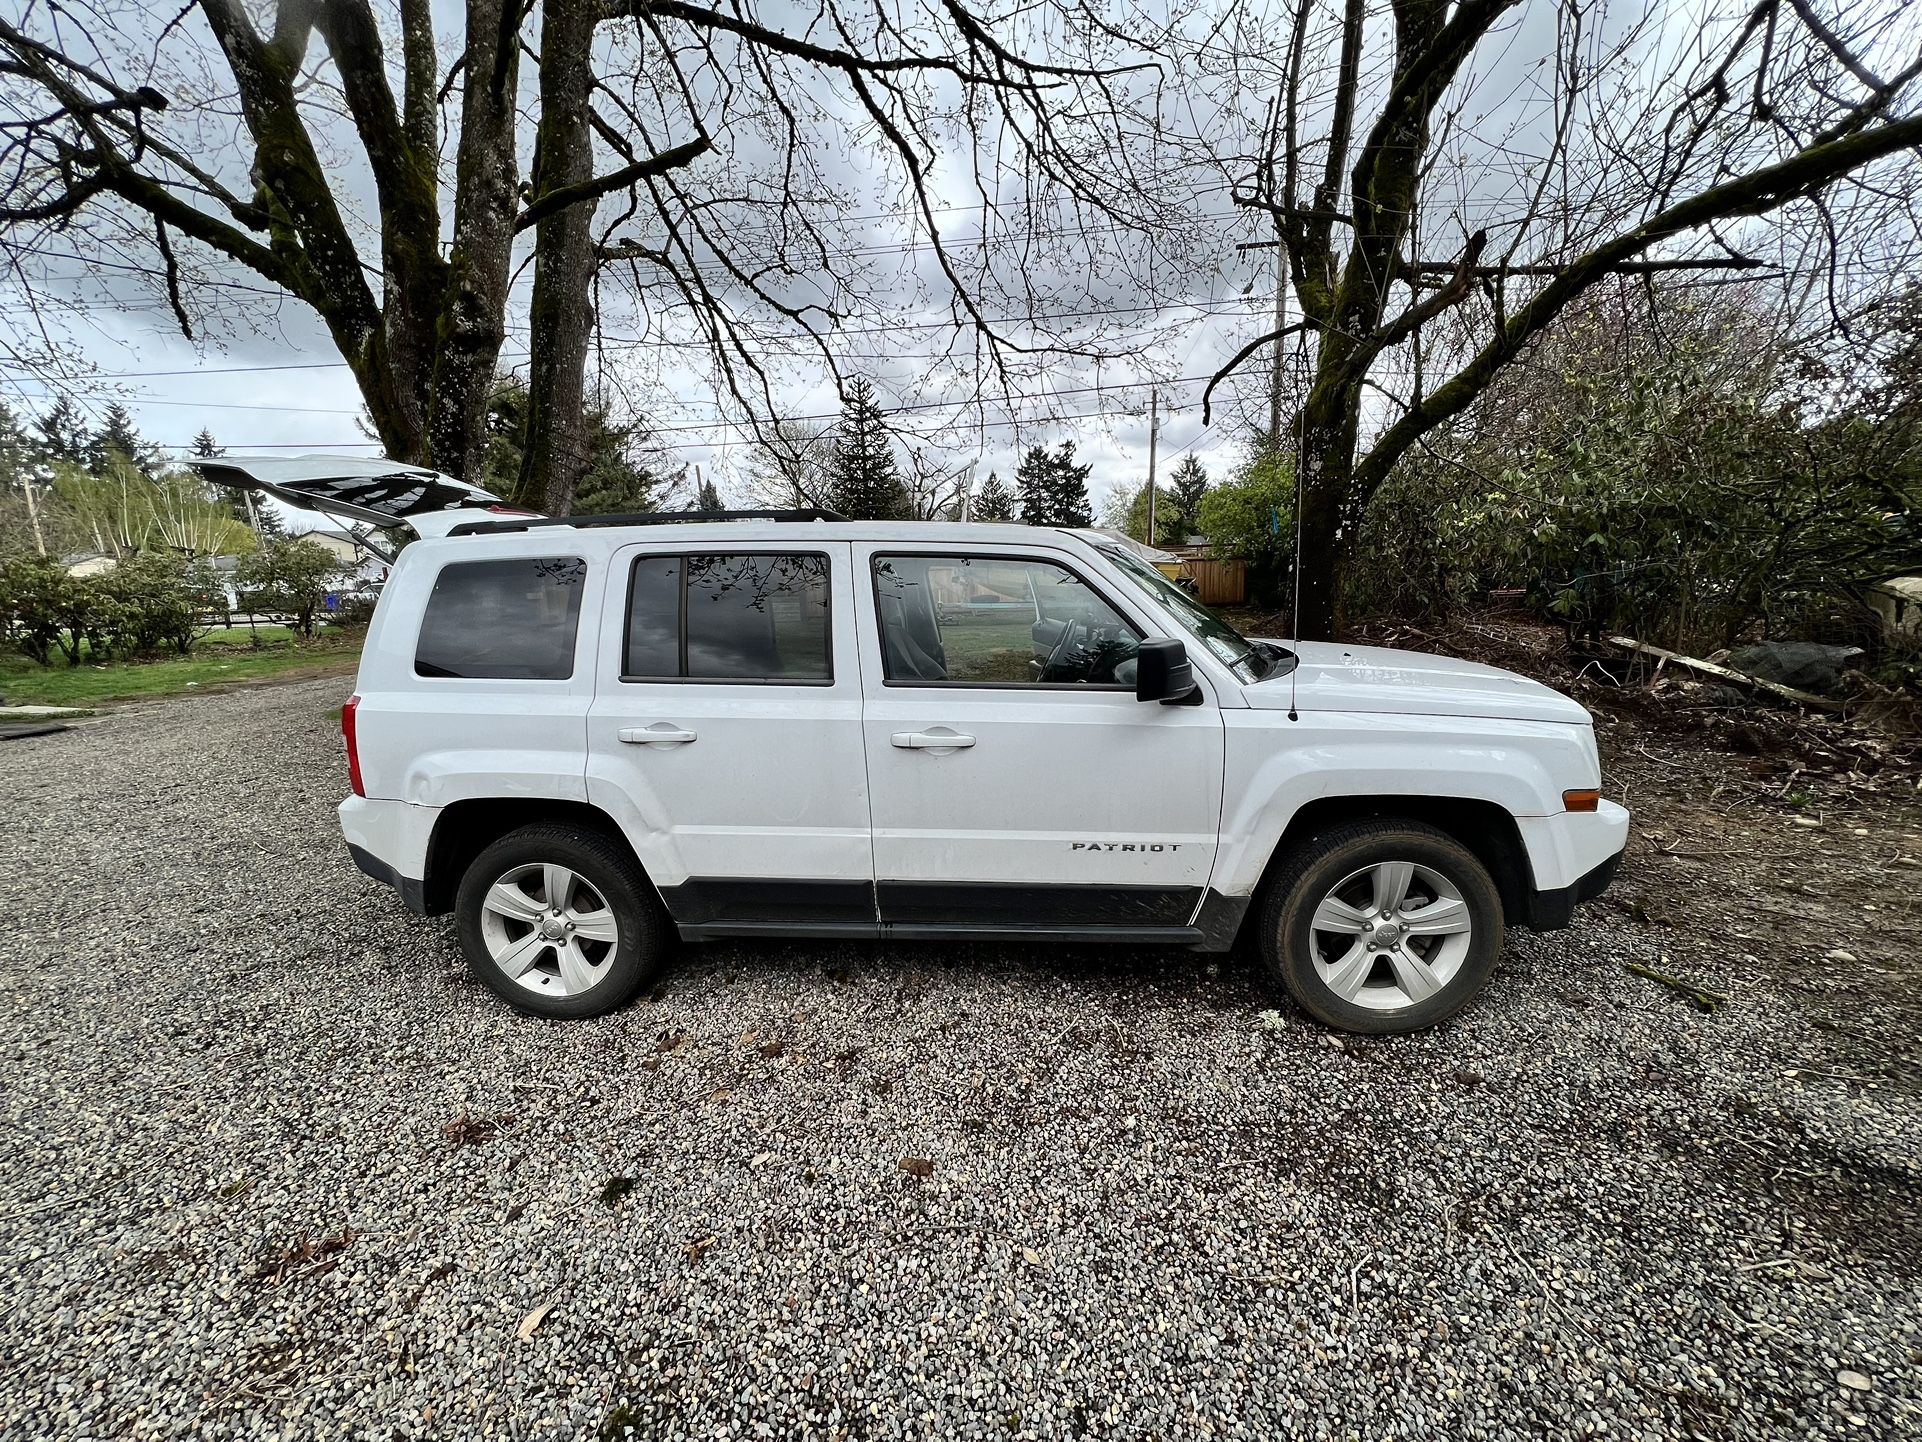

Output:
xmin=414 ymin=556 xmax=587 ymax=680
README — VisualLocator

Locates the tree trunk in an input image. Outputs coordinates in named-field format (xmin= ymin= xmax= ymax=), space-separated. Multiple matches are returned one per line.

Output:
xmin=516 ymin=0 xmax=597 ymax=515
xmin=428 ymin=0 xmax=519 ymax=482
xmin=1290 ymin=357 xmax=1366 ymax=642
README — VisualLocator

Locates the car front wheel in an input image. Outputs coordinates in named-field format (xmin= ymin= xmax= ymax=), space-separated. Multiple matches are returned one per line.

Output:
xmin=1259 ymin=819 xmax=1503 ymax=1034
xmin=454 ymin=824 xmax=667 ymax=1019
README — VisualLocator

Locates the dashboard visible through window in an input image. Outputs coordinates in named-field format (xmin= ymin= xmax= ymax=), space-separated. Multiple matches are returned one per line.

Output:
xmin=872 ymin=554 xmax=1142 ymax=687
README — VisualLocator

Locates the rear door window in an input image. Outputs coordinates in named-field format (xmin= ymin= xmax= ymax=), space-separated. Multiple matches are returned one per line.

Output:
xmin=623 ymin=552 xmax=832 ymax=683
xmin=415 ymin=557 xmax=587 ymax=680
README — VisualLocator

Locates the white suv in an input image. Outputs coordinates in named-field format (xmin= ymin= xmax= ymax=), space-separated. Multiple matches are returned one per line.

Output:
xmin=205 ymin=458 xmax=1627 ymax=1035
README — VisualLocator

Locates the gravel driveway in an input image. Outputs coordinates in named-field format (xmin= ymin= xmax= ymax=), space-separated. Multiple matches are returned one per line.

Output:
xmin=2 ymin=679 xmax=1917 ymax=1441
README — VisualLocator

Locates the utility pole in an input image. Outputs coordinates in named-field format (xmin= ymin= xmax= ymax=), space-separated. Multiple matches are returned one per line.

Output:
xmin=1145 ymin=390 xmax=1160 ymax=547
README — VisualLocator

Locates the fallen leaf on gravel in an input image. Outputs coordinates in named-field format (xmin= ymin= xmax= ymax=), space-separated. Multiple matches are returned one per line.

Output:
xmin=1824 ymin=949 xmax=1857 ymax=962
xmin=217 ymin=1176 xmax=254 ymax=1200
xmin=504 ymin=1202 xmax=526 ymax=1222
xmin=709 ymin=1089 xmax=733 ymax=1103
xmin=443 ymin=1110 xmax=514 ymax=1148
xmin=898 ymin=1157 xmax=933 ymax=1178
xmin=253 ymin=1227 xmax=357 ymax=1287
xmin=1839 ymin=1369 xmax=1872 ymax=1391
xmin=656 ymin=1031 xmax=685 ymax=1054
xmin=516 ymin=1297 xmax=557 ymax=1339
xmin=1022 ymin=1248 xmax=1042 ymax=1266
xmin=1452 ymin=1069 xmax=1484 ymax=1088
xmin=759 ymin=1040 xmax=787 ymax=1059
xmin=684 ymin=1234 xmax=715 ymax=1262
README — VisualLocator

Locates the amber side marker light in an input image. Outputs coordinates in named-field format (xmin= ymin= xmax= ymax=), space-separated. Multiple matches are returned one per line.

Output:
xmin=1563 ymin=789 xmax=1601 ymax=813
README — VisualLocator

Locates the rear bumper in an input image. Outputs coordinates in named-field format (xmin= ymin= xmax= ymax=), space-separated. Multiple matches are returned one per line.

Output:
xmin=340 ymin=795 xmax=436 ymax=915
xmin=348 ymin=843 xmax=429 ymax=914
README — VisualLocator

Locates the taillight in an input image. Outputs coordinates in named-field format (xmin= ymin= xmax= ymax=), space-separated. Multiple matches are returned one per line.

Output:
xmin=342 ymin=694 xmax=366 ymax=797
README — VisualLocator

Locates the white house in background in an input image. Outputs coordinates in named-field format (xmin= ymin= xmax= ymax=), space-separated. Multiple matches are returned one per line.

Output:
xmin=298 ymin=527 xmax=391 ymax=589
xmin=63 ymin=552 xmax=118 ymax=578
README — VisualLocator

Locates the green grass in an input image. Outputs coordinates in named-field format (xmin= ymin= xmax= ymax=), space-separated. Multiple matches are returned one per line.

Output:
xmin=0 ymin=628 xmax=362 ymax=708
xmin=198 ymin=623 xmax=301 ymax=648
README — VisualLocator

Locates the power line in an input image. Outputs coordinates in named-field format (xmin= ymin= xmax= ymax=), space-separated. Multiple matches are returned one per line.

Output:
xmin=9 ymin=370 xmax=1228 ymax=437
xmin=0 ymin=383 xmax=1237 ymax=456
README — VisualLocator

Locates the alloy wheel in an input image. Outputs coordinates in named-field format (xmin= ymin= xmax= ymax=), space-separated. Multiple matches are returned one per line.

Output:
xmin=477 ymin=862 xmax=620 ymax=997
xmin=1307 ymin=859 xmax=1474 ymax=1011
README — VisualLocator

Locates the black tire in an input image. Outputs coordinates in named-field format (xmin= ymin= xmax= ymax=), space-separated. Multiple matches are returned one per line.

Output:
xmin=454 ymin=823 xmax=668 ymax=1020
xmin=1257 ymin=819 xmax=1503 ymax=1035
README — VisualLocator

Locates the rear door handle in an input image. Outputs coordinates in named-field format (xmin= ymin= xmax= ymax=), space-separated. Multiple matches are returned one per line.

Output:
xmin=619 ymin=725 xmax=697 ymax=746
xmin=891 ymin=730 xmax=975 ymax=750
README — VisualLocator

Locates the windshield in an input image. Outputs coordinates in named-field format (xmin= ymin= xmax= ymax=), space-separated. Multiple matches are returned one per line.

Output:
xmin=1099 ymin=546 xmax=1293 ymax=683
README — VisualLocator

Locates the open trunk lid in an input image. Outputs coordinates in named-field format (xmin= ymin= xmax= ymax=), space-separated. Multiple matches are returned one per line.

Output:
xmin=190 ymin=454 xmax=540 ymax=551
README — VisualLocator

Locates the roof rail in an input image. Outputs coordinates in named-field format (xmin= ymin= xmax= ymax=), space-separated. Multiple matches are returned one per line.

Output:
xmin=444 ymin=507 xmax=849 ymax=537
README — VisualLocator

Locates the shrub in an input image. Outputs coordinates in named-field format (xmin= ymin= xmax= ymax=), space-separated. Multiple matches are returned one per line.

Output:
xmin=0 ymin=554 xmax=115 ymax=666
xmin=327 ymin=592 xmax=377 ymax=629
xmin=97 ymin=553 xmax=221 ymax=657
xmin=235 ymin=537 xmax=348 ymax=638
xmin=1195 ymin=449 xmax=1294 ymax=604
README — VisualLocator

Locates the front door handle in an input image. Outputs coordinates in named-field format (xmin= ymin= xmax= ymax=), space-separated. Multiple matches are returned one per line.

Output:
xmin=891 ymin=730 xmax=975 ymax=750
xmin=619 ymin=725 xmax=697 ymax=747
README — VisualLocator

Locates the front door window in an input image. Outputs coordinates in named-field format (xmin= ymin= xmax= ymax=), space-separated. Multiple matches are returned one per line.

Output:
xmin=871 ymin=554 xmax=1141 ymax=686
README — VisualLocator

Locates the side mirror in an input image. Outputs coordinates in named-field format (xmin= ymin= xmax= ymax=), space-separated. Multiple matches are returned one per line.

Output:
xmin=1135 ymin=637 xmax=1197 ymax=703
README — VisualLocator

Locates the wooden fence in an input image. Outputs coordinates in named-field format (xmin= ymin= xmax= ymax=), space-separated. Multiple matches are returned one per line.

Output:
xmin=1184 ymin=557 xmax=1247 ymax=606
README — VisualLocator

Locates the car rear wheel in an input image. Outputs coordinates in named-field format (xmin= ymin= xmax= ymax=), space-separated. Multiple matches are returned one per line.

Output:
xmin=454 ymin=824 xmax=667 ymax=1019
xmin=1259 ymin=819 xmax=1503 ymax=1035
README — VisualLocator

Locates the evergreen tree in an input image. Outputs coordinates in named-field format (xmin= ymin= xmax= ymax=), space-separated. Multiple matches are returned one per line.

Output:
xmin=1166 ymin=455 xmax=1210 ymax=540
xmin=191 ymin=428 xmax=222 ymax=459
xmin=1115 ymin=481 xmax=1178 ymax=545
xmin=0 ymin=400 xmax=33 ymax=489
xmin=696 ymin=475 xmax=723 ymax=511
xmin=825 ymin=378 xmax=911 ymax=520
xmin=87 ymin=403 xmax=152 ymax=475
xmin=34 ymin=396 xmax=87 ymax=465
xmin=1015 ymin=441 xmax=1094 ymax=527
xmin=973 ymin=471 xmax=1016 ymax=521
xmin=480 ymin=376 xmax=669 ymax=516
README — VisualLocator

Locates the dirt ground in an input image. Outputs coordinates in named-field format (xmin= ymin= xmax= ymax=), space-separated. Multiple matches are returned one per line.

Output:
xmin=1340 ymin=613 xmax=1922 ymax=1092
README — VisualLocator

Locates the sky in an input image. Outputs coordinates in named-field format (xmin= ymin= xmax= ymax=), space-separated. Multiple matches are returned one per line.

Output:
xmin=4 ymin=0 xmax=1897 ymax=527
xmin=0 ymin=0 xmax=1385 ymax=525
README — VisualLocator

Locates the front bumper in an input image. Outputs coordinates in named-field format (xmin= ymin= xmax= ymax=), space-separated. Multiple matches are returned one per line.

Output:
xmin=1522 ymin=846 xmax=1623 ymax=930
